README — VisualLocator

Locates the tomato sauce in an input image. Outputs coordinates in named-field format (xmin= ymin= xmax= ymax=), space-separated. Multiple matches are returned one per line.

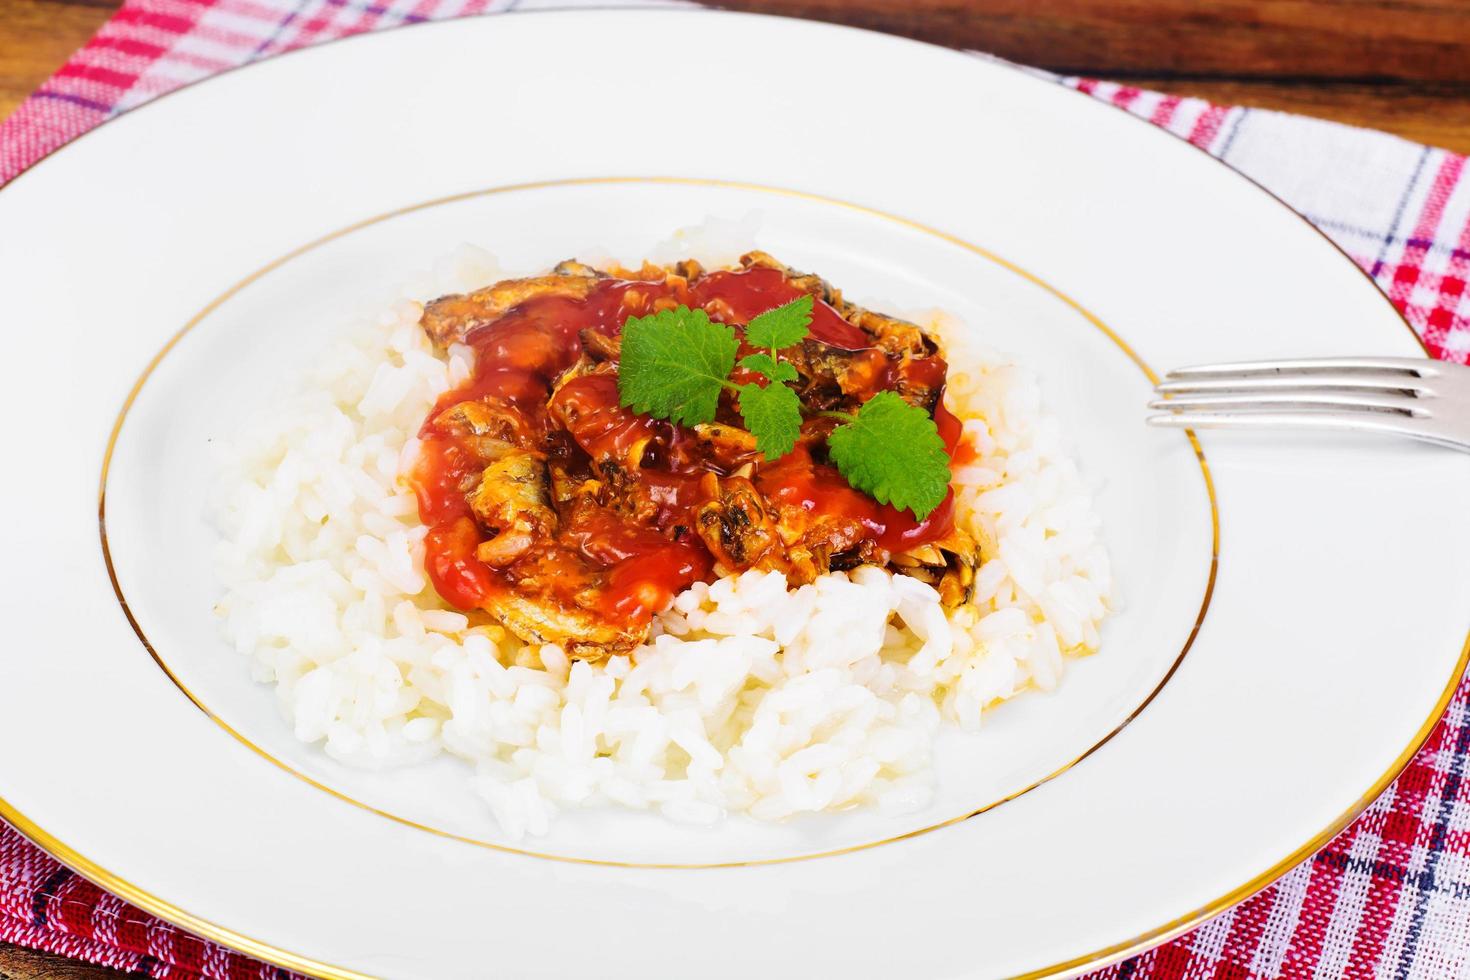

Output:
xmin=409 ymin=266 xmax=960 ymax=637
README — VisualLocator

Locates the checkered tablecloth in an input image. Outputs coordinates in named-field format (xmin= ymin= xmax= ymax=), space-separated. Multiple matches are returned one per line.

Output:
xmin=2 ymin=2 xmax=1469 ymax=977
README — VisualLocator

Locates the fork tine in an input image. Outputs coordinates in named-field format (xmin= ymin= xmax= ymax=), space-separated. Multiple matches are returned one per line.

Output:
xmin=1147 ymin=391 xmax=1430 ymax=416
xmin=1154 ymin=371 xmax=1435 ymax=395
xmin=1164 ymin=357 xmax=1437 ymax=378
xmin=1146 ymin=410 xmax=1427 ymax=437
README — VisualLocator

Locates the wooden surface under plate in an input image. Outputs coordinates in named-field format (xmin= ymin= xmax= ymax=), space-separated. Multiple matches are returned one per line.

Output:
xmin=4 ymin=0 xmax=1469 ymax=151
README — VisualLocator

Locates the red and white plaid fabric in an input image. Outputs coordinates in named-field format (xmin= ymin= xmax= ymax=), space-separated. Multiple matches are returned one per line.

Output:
xmin=3 ymin=2 xmax=1469 ymax=977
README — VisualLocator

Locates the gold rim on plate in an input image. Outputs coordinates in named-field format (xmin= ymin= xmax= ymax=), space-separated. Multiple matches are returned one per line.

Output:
xmin=95 ymin=176 xmax=1220 ymax=871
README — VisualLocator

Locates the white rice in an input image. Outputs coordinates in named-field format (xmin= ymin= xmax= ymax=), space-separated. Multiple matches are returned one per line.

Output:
xmin=211 ymin=246 xmax=1112 ymax=837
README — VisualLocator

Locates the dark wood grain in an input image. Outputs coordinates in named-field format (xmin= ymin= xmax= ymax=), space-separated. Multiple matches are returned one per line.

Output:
xmin=715 ymin=0 xmax=1470 ymax=81
xmin=0 ymin=0 xmax=1468 ymax=976
xmin=3 ymin=0 xmax=1470 ymax=150
xmin=0 ymin=945 xmax=125 ymax=980
xmin=0 ymin=0 xmax=115 ymax=119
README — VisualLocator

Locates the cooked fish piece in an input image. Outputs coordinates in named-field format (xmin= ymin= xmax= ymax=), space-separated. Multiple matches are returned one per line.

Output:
xmin=691 ymin=423 xmax=761 ymax=469
xmin=547 ymin=363 xmax=663 ymax=484
xmin=468 ymin=453 xmax=557 ymax=567
xmin=570 ymin=467 xmax=660 ymax=526
xmin=694 ymin=476 xmax=779 ymax=570
xmin=551 ymin=259 xmax=608 ymax=279
xmin=432 ymin=399 xmax=534 ymax=459
xmin=434 ymin=399 xmax=516 ymax=438
xmin=740 ymin=251 xmax=936 ymax=359
xmin=782 ymin=339 xmax=846 ymax=385
xmin=890 ymin=529 xmax=978 ymax=607
xmin=482 ymin=590 xmax=644 ymax=660
xmin=776 ymin=342 xmax=889 ymax=411
xmin=829 ymin=539 xmax=883 ymax=572
xmin=740 ymin=251 xmax=844 ymax=308
xmin=893 ymin=382 xmax=943 ymax=413
xmin=547 ymin=351 xmax=602 ymax=395
xmin=547 ymin=459 xmax=597 ymax=507
xmin=605 ymin=260 xmax=671 ymax=283
xmin=420 ymin=272 xmax=600 ymax=348
xmin=579 ymin=327 xmax=621 ymax=362
xmin=850 ymin=309 xmax=933 ymax=358
xmin=830 ymin=348 xmax=889 ymax=398
xmin=672 ymin=259 xmax=705 ymax=281
xmin=768 ymin=510 xmax=874 ymax=585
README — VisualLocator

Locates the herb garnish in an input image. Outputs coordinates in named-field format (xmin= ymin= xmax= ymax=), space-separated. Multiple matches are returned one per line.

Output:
xmin=823 ymin=392 xmax=950 ymax=519
xmin=617 ymin=296 xmax=950 ymax=519
xmin=614 ymin=306 xmax=740 ymax=428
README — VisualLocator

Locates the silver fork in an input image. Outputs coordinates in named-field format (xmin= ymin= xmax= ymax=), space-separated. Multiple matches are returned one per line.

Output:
xmin=1146 ymin=357 xmax=1470 ymax=452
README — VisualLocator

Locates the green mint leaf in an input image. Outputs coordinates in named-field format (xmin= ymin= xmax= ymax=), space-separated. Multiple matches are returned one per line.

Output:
xmin=738 ymin=353 xmax=799 ymax=384
xmin=617 ymin=306 xmax=739 ymax=428
xmin=826 ymin=391 xmax=951 ymax=520
xmin=735 ymin=381 xmax=803 ymax=461
xmin=744 ymin=294 xmax=812 ymax=352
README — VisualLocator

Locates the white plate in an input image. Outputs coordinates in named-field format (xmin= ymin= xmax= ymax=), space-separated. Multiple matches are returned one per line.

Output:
xmin=0 ymin=9 xmax=1466 ymax=978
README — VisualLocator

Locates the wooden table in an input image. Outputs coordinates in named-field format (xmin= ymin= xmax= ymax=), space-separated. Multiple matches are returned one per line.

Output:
xmin=1 ymin=1 xmax=1467 ymax=977
xmin=4 ymin=0 xmax=1469 ymax=152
